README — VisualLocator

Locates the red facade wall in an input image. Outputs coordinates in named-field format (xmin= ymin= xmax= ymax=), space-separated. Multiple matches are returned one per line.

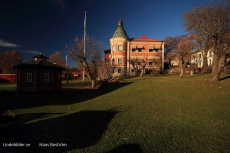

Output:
xmin=0 ymin=74 xmax=17 ymax=83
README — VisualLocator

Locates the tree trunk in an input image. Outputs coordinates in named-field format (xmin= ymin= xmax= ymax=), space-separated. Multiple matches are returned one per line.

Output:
xmin=223 ymin=55 xmax=230 ymax=74
xmin=91 ymin=79 xmax=96 ymax=89
xmin=202 ymin=50 xmax=208 ymax=67
xmin=139 ymin=65 xmax=146 ymax=77
xmin=210 ymin=54 xmax=224 ymax=82
xmin=179 ymin=67 xmax=184 ymax=78
xmin=139 ymin=68 xmax=144 ymax=77
xmin=202 ymin=50 xmax=208 ymax=73
xmin=179 ymin=58 xmax=184 ymax=78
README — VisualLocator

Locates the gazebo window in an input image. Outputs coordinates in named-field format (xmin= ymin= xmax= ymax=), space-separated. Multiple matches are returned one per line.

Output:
xmin=44 ymin=73 xmax=50 ymax=82
xmin=27 ymin=73 xmax=32 ymax=82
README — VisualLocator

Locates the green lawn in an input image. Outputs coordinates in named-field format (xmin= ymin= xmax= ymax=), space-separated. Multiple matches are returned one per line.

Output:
xmin=0 ymin=83 xmax=17 ymax=91
xmin=0 ymin=73 xmax=230 ymax=153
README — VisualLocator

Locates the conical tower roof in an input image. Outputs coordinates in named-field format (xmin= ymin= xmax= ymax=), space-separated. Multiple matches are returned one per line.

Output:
xmin=112 ymin=18 xmax=129 ymax=38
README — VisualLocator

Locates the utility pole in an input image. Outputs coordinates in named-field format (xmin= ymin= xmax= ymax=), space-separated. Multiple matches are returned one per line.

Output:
xmin=83 ymin=11 xmax=86 ymax=81
xmin=66 ymin=55 xmax=69 ymax=84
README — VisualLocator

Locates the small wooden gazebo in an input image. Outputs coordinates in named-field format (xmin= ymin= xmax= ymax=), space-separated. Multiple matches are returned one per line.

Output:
xmin=13 ymin=54 xmax=65 ymax=93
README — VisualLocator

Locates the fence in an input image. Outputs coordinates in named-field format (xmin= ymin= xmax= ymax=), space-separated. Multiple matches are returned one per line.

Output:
xmin=0 ymin=74 xmax=17 ymax=83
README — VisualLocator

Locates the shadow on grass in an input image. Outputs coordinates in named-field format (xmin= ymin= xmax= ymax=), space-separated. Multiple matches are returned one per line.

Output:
xmin=0 ymin=82 xmax=133 ymax=111
xmin=0 ymin=110 xmax=118 ymax=153
xmin=106 ymin=144 xmax=143 ymax=153
xmin=219 ymin=75 xmax=230 ymax=81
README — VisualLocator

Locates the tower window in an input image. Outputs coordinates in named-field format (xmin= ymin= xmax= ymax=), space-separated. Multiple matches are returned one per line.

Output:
xmin=112 ymin=46 xmax=115 ymax=51
xmin=118 ymin=45 xmax=122 ymax=51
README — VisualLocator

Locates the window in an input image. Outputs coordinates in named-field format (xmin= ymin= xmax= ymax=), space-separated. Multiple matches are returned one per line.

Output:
xmin=112 ymin=58 xmax=115 ymax=64
xmin=118 ymin=68 xmax=121 ymax=73
xmin=149 ymin=62 xmax=153 ymax=65
xmin=118 ymin=45 xmax=122 ymax=51
xmin=112 ymin=46 xmax=115 ymax=51
xmin=118 ymin=58 xmax=122 ymax=65
xmin=27 ymin=73 xmax=32 ymax=82
xmin=44 ymin=73 xmax=49 ymax=82
xmin=138 ymin=48 xmax=142 ymax=52
xmin=132 ymin=49 xmax=136 ymax=52
xmin=155 ymin=49 xmax=159 ymax=52
xmin=149 ymin=49 xmax=154 ymax=52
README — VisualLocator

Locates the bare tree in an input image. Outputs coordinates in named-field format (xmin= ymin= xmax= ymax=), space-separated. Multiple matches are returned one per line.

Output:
xmin=164 ymin=35 xmax=183 ymax=67
xmin=130 ymin=56 xmax=147 ymax=77
xmin=2 ymin=50 xmax=23 ymax=74
xmin=166 ymin=34 xmax=196 ymax=78
xmin=97 ymin=60 xmax=114 ymax=85
xmin=66 ymin=35 xmax=103 ymax=88
xmin=48 ymin=51 xmax=66 ymax=67
xmin=183 ymin=0 xmax=230 ymax=81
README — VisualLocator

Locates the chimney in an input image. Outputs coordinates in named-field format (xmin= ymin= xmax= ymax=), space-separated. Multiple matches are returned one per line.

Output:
xmin=142 ymin=35 xmax=146 ymax=39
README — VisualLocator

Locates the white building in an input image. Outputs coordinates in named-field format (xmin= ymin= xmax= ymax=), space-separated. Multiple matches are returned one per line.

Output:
xmin=191 ymin=50 xmax=213 ymax=67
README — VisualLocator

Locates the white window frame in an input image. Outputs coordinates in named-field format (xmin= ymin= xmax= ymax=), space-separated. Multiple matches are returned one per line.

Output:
xmin=27 ymin=73 xmax=32 ymax=82
xmin=44 ymin=73 xmax=49 ymax=82
xmin=118 ymin=45 xmax=122 ymax=51
xmin=112 ymin=45 xmax=115 ymax=51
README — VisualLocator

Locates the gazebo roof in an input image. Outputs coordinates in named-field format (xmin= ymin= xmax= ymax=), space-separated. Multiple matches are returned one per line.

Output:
xmin=13 ymin=60 xmax=65 ymax=69
xmin=13 ymin=54 xmax=65 ymax=70
xmin=32 ymin=54 xmax=49 ymax=59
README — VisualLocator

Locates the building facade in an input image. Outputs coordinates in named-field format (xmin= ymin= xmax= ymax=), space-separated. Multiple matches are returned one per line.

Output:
xmin=13 ymin=54 xmax=65 ymax=93
xmin=191 ymin=50 xmax=214 ymax=67
xmin=104 ymin=18 xmax=165 ymax=76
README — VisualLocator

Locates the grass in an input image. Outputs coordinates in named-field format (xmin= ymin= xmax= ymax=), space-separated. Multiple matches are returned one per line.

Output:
xmin=0 ymin=83 xmax=17 ymax=91
xmin=0 ymin=73 xmax=230 ymax=153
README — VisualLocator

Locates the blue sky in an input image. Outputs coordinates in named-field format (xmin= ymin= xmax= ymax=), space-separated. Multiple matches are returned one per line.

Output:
xmin=0 ymin=0 xmax=209 ymax=66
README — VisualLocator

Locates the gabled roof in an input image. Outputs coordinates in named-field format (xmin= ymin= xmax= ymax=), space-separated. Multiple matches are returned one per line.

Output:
xmin=112 ymin=18 xmax=129 ymax=38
